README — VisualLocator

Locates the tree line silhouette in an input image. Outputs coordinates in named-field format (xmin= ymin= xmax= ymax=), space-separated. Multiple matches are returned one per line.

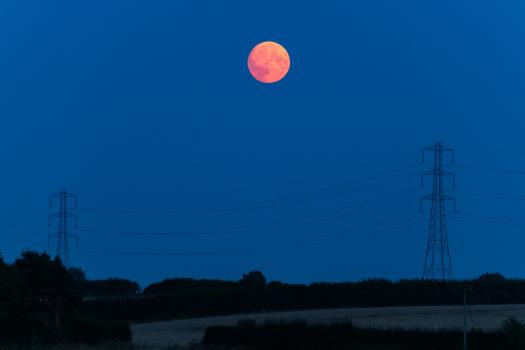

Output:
xmin=5 ymin=249 xmax=525 ymax=345
xmin=82 ymin=271 xmax=525 ymax=322
xmin=0 ymin=251 xmax=129 ymax=345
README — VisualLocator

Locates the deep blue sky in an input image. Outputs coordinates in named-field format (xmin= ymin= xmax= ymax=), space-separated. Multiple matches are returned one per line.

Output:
xmin=1 ymin=1 xmax=525 ymax=286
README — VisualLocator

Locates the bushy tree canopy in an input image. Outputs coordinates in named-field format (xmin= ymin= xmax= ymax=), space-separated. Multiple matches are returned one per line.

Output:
xmin=241 ymin=270 xmax=267 ymax=287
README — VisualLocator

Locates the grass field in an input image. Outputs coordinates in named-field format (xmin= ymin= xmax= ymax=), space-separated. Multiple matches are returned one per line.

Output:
xmin=131 ymin=304 xmax=525 ymax=347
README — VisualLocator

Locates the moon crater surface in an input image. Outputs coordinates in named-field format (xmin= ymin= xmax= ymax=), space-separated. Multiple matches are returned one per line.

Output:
xmin=248 ymin=41 xmax=290 ymax=83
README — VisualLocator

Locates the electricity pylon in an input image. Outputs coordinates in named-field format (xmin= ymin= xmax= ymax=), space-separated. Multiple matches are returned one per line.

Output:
xmin=420 ymin=142 xmax=456 ymax=280
xmin=49 ymin=190 xmax=78 ymax=268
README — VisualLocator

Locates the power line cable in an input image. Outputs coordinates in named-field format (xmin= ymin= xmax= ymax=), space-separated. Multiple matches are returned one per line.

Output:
xmin=451 ymin=212 xmax=525 ymax=228
xmin=0 ymin=226 xmax=50 ymax=249
xmin=78 ymin=212 xmax=424 ymax=257
xmin=76 ymin=165 xmax=423 ymax=215
xmin=451 ymin=188 xmax=525 ymax=201
xmin=449 ymin=163 xmax=525 ymax=176
xmin=232 ymin=216 xmax=425 ymax=259
xmin=77 ymin=191 xmax=419 ymax=237
xmin=0 ymin=208 xmax=48 ymax=231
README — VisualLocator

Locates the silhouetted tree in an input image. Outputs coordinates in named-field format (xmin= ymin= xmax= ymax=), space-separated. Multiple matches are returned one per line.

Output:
xmin=11 ymin=251 xmax=80 ymax=341
xmin=479 ymin=272 xmax=506 ymax=282
xmin=83 ymin=278 xmax=140 ymax=297
xmin=241 ymin=271 xmax=266 ymax=287
xmin=68 ymin=267 xmax=87 ymax=283
xmin=144 ymin=277 xmax=235 ymax=295
xmin=0 ymin=251 xmax=131 ymax=344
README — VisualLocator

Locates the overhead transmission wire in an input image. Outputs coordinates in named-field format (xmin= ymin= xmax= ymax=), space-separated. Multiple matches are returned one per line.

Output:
xmin=1 ymin=164 xmax=423 ymax=256
xmin=316 ymin=211 xmax=425 ymax=242
xmin=451 ymin=188 xmax=525 ymax=201
xmin=75 ymin=163 xmax=424 ymax=215
xmin=448 ymin=163 xmax=525 ymax=176
xmin=0 ymin=208 xmax=48 ymax=231
xmin=77 ymin=189 xmax=420 ymax=237
xmin=0 ymin=226 xmax=50 ymax=249
xmin=77 ymin=165 xmax=425 ymax=255
xmin=78 ymin=211 xmax=425 ymax=257
xmin=79 ymin=218 xmax=425 ymax=258
xmin=451 ymin=211 xmax=525 ymax=228
xmin=78 ymin=172 xmax=421 ymax=215
xmin=0 ymin=209 xmax=51 ymax=251
xmin=72 ymin=159 xmax=525 ymax=257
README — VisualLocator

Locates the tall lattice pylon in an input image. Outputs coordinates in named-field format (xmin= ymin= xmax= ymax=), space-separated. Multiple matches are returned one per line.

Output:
xmin=420 ymin=142 xmax=456 ymax=280
xmin=49 ymin=190 xmax=78 ymax=268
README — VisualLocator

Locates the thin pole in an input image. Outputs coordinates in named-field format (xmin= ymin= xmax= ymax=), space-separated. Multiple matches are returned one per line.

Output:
xmin=463 ymin=288 xmax=468 ymax=350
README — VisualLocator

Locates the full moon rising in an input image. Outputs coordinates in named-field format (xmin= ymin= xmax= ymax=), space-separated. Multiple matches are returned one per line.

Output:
xmin=247 ymin=41 xmax=290 ymax=83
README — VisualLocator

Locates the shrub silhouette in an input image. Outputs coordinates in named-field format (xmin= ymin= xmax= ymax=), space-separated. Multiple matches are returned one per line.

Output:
xmin=503 ymin=317 xmax=525 ymax=350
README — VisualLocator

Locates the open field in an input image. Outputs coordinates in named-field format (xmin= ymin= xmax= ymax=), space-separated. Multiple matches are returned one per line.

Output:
xmin=131 ymin=304 xmax=525 ymax=347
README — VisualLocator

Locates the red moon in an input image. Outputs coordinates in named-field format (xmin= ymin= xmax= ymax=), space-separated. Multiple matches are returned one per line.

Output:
xmin=247 ymin=41 xmax=290 ymax=83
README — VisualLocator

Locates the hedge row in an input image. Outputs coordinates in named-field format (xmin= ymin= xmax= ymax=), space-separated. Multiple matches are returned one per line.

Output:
xmin=203 ymin=322 xmax=509 ymax=350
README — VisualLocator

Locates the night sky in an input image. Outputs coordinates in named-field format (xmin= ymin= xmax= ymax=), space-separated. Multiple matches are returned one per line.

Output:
xmin=1 ymin=1 xmax=525 ymax=286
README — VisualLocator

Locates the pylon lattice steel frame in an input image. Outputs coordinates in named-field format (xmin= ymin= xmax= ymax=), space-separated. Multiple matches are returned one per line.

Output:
xmin=49 ymin=190 xmax=78 ymax=268
xmin=420 ymin=141 xmax=456 ymax=280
